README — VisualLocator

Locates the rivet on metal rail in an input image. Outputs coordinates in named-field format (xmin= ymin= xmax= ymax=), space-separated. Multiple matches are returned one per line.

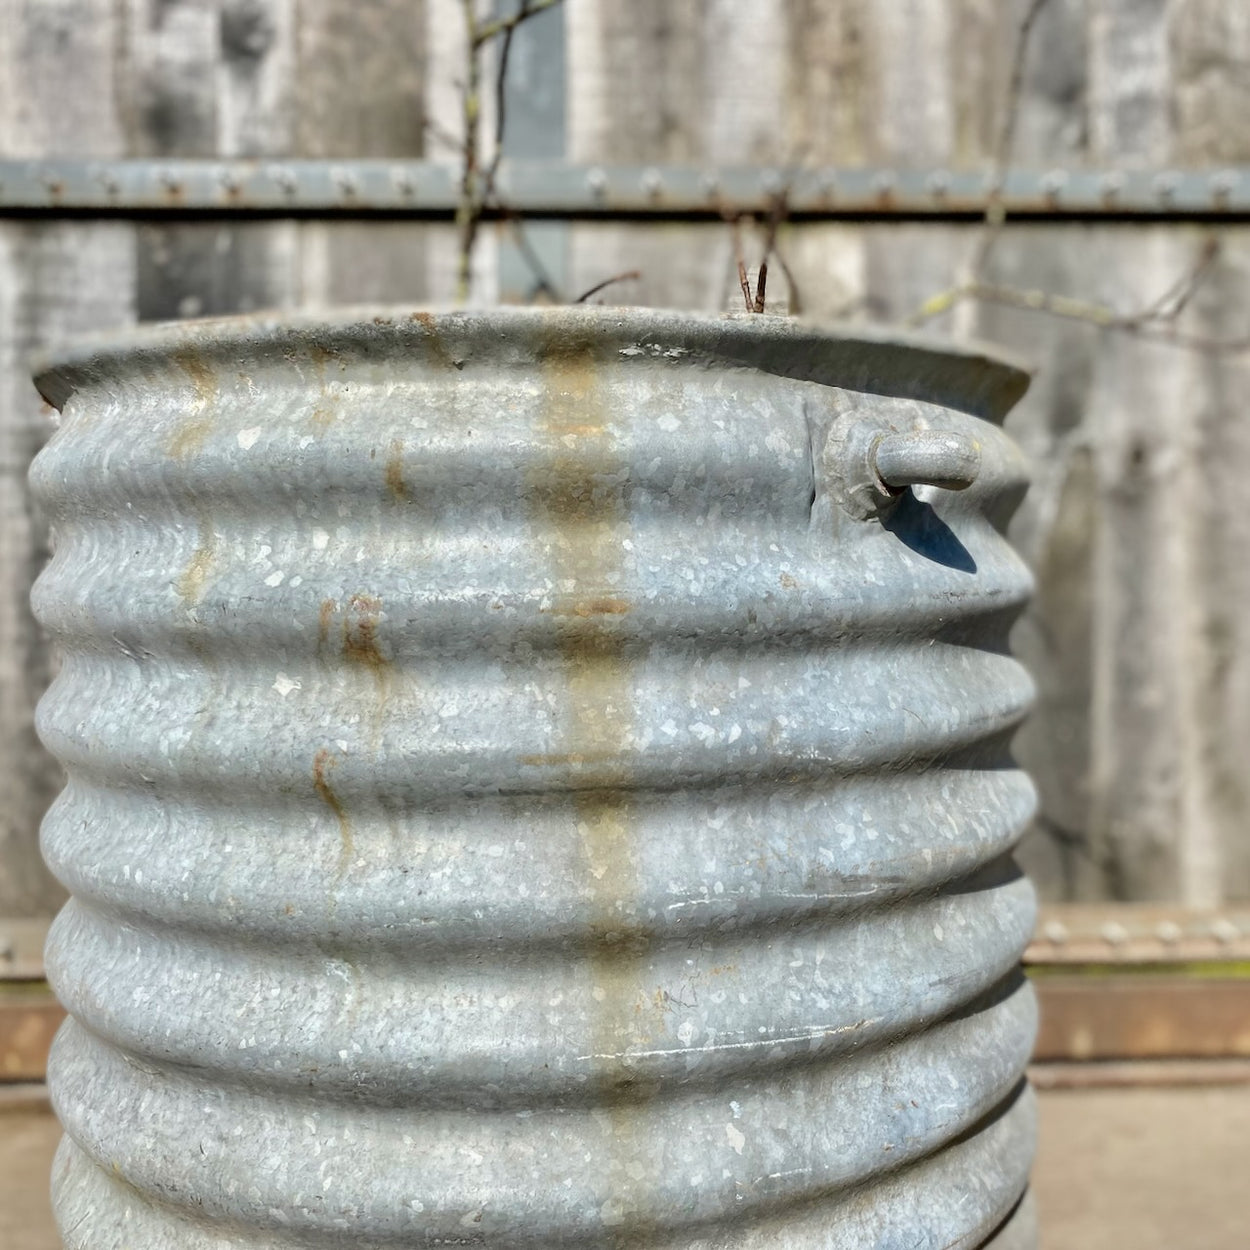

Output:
xmin=1040 ymin=170 xmax=1068 ymax=205
xmin=1153 ymin=171 xmax=1180 ymax=203
xmin=1100 ymin=171 xmax=1125 ymax=206
xmin=1210 ymin=169 xmax=1237 ymax=207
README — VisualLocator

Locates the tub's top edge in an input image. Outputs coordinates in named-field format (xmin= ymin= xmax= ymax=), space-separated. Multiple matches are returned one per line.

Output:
xmin=32 ymin=304 xmax=1033 ymax=422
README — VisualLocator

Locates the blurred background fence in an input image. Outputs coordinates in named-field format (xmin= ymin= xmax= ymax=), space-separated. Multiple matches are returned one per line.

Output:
xmin=5 ymin=0 xmax=1250 ymax=1077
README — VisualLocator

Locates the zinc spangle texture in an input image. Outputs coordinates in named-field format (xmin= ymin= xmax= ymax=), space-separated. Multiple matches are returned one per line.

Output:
xmin=31 ymin=308 xmax=1037 ymax=1248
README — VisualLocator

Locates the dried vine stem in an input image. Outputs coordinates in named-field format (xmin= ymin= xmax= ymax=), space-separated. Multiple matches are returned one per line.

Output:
xmin=727 ymin=188 xmax=799 ymax=315
xmin=574 ymin=270 xmax=642 ymax=304
xmin=455 ymin=0 xmax=563 ymax=303
xmin=905 ymin=0 xmax=1232 ymax=352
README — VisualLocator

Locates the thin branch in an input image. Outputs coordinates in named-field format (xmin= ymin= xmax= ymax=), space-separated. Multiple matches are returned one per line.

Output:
xmin=454 ymin=0 xmax=565 ymax=303
xmin=771 ymin=245 xmax=803 ymax=315
xmin=454 ymin=0 xmax=483 ymax=302
xmin=907 ymin=273 xmax=1247 ymax=354
xmin=1132 ymin=235 xmax=1220 ymax=323
xmin=969 ymin=0 xmax=1053 ymax=281
xmin=574 ymin=270 xmax=643 ymax=304
xmin=475 ymin=0 xmax=561 ymax=46
xmin=481 ymin=0 xmax=525 ymax=207
xmin=752 ymin=260 xmax=768 ymax=314
xmin=502 ymin=211 xmax=563 ymax=301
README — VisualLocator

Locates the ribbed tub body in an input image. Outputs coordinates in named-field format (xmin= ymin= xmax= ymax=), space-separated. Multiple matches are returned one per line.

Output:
xmin=31 ymin=309 xmax=1038 ymax=1249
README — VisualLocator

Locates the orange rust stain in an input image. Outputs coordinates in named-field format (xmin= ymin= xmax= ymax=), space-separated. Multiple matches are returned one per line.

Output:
xmin=308 ymin=401 xmax=337 ymax=433
xmin=410 ymin=311 xmax=458 ymax=370
xmin=385 ymin=438 xmax=410 ymax=501
xmin=545 ymin=597 xmax=630 ymax=618
xmin=779 ymin=572 xmax=798 ymax=589
xmin=313 ymin=747 xmax=354 ymax=881
xmin=519 ymin=751 xmax=620 ymax=767
xmin=309 ymin=343 xmax=342 ymax=372
xmin=176 ymin=538 xmax=216 ymax=606
xmin=343 ymin=593 xmax=386 ymax=669
xmin=317 ymin=598 xmax=338 ymax=656
xmin=167 ymin=350 xmax=219 ymax=460
xmin=167 ymin=415 xmax=213 ymax=461
xmin=173 ymin=349 xmax=219 ymax=404
xmin=552 ymin=423 xmax=606 ymax=438
xmin=176 ymin=505 xmax=218 ymax=607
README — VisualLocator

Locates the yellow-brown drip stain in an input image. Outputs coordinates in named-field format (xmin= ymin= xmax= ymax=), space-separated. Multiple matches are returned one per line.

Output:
xmin=545 ymin=596 xmax=630 ymax=618
xmin=305 ymin=343 xmax=346 ymax=432
xmin=166 ymin=350 xmax=220 ymax=461
xmin=534 ymin=335 xmax=661 ymax=1239
xmin=317 ymin=598 xmax=337 ymax=657
xmin=308 ymin=401 xmax=337 ymax=433
xmin=313 ymin=747 xmax=354 ymax=886
xmin=410 ymin=310 xmax=459 ymax=371
xmin=319 ymin=595 xmax=392 ymax=755
xmin=384 ymin=438 xmax=410 ymax=501
xmin=176 ymin=507 xmax=217 ymax=607
xmin=342 ymin=593 xmax=387 ymax=672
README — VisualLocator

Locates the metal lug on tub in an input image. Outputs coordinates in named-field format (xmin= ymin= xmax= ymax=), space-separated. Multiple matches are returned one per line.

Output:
xmin=828 ymin=417 xmax=981 ymax=521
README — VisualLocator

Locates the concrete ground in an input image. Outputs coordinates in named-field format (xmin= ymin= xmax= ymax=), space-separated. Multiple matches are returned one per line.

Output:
xmin=3 ymin=1085 xmax=1248 ymax=1248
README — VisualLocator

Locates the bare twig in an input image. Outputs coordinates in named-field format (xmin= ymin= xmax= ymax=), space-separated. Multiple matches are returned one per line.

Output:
xmin=903 ymin=0 xmax=1227 ymax=355
xmin=454 ymin=0 xmax=485 ymax=302
xmin=475 ymin=0 xmax=562 ymax=45
xmin=503 ymin=213 xmax=563 ymax=301
xmin=574 ymin=270 xmax=642 ymax=304
xmin=1132 ymin=236 xmax=1220 ymax=324
xmin=772 ymin=246 xmax=803 ymax=315
xmin=752 ymin=260 xmax=768 ymax=314
xmin=909 ymin=0 xmax=1052 ymax=324
xmin=970 ymin=0 xmax=1053 ymax=279
xmin=905 ymin=245 xmax=1245 ymax=354
xmin=454 ymin=0 xmax=565 ymax=303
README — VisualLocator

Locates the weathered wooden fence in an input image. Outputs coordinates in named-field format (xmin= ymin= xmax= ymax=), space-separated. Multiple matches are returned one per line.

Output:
xmin=4 ymin=0 xmax=1250 ymax=949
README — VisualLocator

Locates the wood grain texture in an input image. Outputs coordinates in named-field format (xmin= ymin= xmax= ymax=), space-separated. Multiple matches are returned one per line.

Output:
xmin=5 ymin=0 xmax=1250 ymax=911
xmin=0 ymin=0 xmax=136 ymax=920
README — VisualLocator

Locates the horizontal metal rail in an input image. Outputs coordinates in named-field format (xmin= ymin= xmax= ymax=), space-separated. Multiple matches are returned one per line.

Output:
xmin=1 ymin=160 xmax=1250 ymax=219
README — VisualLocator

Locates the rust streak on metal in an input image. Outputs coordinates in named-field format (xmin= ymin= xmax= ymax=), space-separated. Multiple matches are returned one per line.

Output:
xmin=342 ymin=593 xmax=387 ymax=671
xmin=166 ymin=350 xmax=219 ymax=460
xmin=544 ymin=597 xmax=630 ymax=617
xmin=175 ymin=505 xmax=217 ymax=607
xmin=410 ymin=311 xmax=459 ymax=370
xmin=535 ymin=334 xmax=664 ymax=1230
xmin=384 ymin=439 xmax=410 ymax=501
xmin=312 ymin=747 xmax=353 ymax=884
xmin=316 ymin=598 xmax=337 ymax=657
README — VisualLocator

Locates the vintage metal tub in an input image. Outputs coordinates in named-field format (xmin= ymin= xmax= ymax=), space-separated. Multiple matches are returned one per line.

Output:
xmin=31 ymin=307 xmax=1037 ymax=1248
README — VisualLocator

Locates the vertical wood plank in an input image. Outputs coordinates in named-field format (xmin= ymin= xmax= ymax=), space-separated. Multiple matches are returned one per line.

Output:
xmin=422 ymin=0 xmax=491 ymax=302
xmin=0 ymin=0 xmax=135 ymax=920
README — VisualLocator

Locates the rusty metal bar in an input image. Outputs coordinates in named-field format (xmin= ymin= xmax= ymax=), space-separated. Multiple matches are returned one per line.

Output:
xmin=1029 ymin=1059 xmax=1250 ymax=1089
xmin=0 ymin=988 xmax=63 ymax=1082
xmin=1 ymin=160 xmax=1249 ymax=219
xmin=1032 ymin=978 xmax=1250 ymax=1062
xmin=1023 ymin=905 xmax=1250 ymax=965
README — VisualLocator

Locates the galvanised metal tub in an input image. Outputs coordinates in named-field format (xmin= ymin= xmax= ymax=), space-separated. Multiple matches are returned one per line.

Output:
xmin=31 ymin=307 xmax=1037 ymax=1249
